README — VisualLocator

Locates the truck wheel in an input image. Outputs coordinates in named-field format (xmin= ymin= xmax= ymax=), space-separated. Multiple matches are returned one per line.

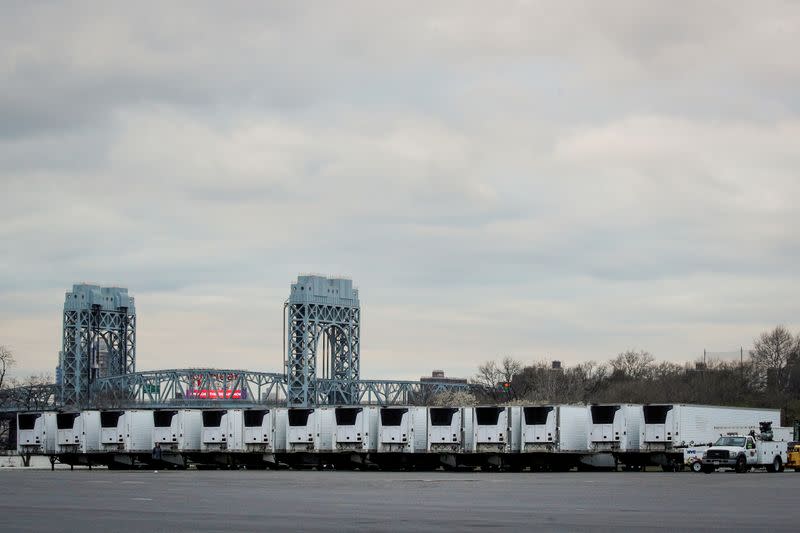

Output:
xmin=735 ymin=456 xmax=747 ymax=474
xmin=702 ymin=465 xmax=714 ymax=474
xmin=691 ymin=461 xmax=703 ymax=473
xmin=771 ymin=456 xmax=782 ymax=473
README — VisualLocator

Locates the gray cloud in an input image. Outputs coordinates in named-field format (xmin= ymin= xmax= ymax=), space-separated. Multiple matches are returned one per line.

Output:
xmin=1 ymin=1 xmax=799 ymax=379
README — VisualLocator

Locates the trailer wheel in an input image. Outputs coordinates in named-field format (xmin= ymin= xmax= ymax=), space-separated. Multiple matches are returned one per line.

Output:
xmin=735 ymin=455 xmax=748 ymax=473
xmin=691 ymin=461 xmax=703 ymax=473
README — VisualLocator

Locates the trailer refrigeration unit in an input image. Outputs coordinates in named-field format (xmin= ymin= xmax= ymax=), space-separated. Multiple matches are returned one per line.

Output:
xmin=314 ymin=406 xmax=379 ymax=469
xmin=427 ymin=407 xmax=464 ymax=453
xmin=99 ymin=410 xmax=154 ymax=468
xmin=282 ymin=407 xmax=330 ymax=467
xmin=520 ymin=405 xmax=589 ymax=471
xmin=285 ymin=408 xmax=318 ymax=452
xmin=376 ymin=407 xmax=427 ymax=453
xmin=461 ymin=406 xmax=521 ymax=470
xmin=199 ymin=408 xmax=276 ymax=469
xmin=588 ymin=404 xmax=643 ymax=469
xmin=16 ymin=412 xmax=57 ymax=458
xmin=470 ymin=407 xmax=513 ymax=453
xmin=335 ymin=407 xmax=379 ymax=451
xmin=238 ymin=408 xmax=276 ymax=468
xmin=152 ymin=409 xmax=202 ymax=467
xmin=55 ymin=410 xmax=102 ymax=467
xmin=639 ymin=404 xmax=782 ymax=471
xmin=369 ymin=406 xmax=427 ymax=469
xmin=427 ymin=407 xmax=471 ymax=469
xmin=200 ymin=410 xmax=228 ymax=452
xmin=198 ymin=409 xmax=229 ymax=467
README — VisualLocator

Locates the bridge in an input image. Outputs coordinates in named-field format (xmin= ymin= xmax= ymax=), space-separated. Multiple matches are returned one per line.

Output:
xmin=1 ymin=276 xmax=472 ymax=413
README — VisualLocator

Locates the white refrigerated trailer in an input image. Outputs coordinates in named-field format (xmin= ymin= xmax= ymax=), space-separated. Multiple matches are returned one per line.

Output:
xmin=588 ymin=404 xmax=643 ymax=468
xmin=427 ymin=407 xmax=464 ymax=453
xmin=152 ymin=409 xmax=202 ymax=467
xmin=306 ymin=406 xmax=379 ymax=469
xmin=198 ymin=408 xmax=275 ymax=468
xmin=17 ymin=412 xmax=57 ymax=457
xmin=369 ymin=406 xmax=428 ymax=470
xmin=376 ymin=406 xmax=427 ymax=453
xmin=98 ymin=410 xmax=154 ymax=468
xmin=285 ymin=408 xmax=317 ymax=453
xmin=330 ymin=406 xmax=378 ymax=453
xmin=639 ymin=404 xmax=782 ymax=470
xmin=280 ymin=407 xmax=333 ymax=468
xmin=426 ymin=407 xmax=473 ymax=470
xmin=56 ymin=411 xmax=101 ymax=454
xmin=240 ymin=409 xmax=274 ymax=453
xmin=200 ymin=409 xmax=229 ymax=452
xmin=54 ymin=411 xmax=102 ymax=467
xmin=469 ymin=406 xmax=514 ymax=454
xmin=461 ymin=406 xmax=521 ymax=470
xmin=519 ymin=405 xmax=589 ymax=471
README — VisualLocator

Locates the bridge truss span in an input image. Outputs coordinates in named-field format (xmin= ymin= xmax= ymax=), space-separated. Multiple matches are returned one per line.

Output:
xmin=92 ymin=369 xmax=288 ymax=408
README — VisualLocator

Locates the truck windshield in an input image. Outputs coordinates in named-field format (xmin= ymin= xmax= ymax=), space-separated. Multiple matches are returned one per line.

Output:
xmin=714 ymin=436 xmax=746 ymax=447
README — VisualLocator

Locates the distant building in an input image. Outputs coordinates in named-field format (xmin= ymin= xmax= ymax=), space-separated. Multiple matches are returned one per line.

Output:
xmin=420 ymin=370 xmax=468 ymax=385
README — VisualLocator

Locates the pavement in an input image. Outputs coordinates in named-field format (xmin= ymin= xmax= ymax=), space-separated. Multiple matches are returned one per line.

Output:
xmin=0 ymin=469 xmax=798 ymax=532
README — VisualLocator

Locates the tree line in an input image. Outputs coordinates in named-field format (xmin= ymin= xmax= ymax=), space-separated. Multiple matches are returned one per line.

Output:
xmin=470 ymin=325 xmax=800 ymax=424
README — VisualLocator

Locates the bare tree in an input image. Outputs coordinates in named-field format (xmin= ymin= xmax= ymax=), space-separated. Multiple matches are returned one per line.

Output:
xmin=500 ymin=357 xmax=523 ymax=383
xmin=750 ymin=325 xmax=797 ymax=391
xmin=572 ymin=361 xmax=608 ymax=401
xmin=0 ymin=345 xmax=15 ymax=390
xmin=473 ymin=356 xmax=523 ymax=402
xmin=609 ymin=350 xmax=655 ymax=380
xmin=473 ymin=360 xmax=501 ymax=389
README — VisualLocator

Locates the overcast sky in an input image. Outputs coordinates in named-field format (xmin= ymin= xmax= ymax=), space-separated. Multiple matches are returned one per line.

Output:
xmin=1 ymin=1 xmax=799 ymax=381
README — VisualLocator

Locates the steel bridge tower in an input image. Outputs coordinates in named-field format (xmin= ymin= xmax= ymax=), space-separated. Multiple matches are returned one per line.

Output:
xmin=286 ymin=275 xmax=360 ymax=406
xmin=60 ymin=284 xmax=136 ymax=406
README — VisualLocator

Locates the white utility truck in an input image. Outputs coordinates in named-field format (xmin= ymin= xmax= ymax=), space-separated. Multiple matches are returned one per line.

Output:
xmin=697 ymin=422 xmax=788 ymax=474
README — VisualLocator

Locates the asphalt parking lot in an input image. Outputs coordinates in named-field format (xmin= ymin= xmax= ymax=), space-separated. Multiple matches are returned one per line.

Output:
xmin=0 ymin=469 xmax=797 ymax=532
